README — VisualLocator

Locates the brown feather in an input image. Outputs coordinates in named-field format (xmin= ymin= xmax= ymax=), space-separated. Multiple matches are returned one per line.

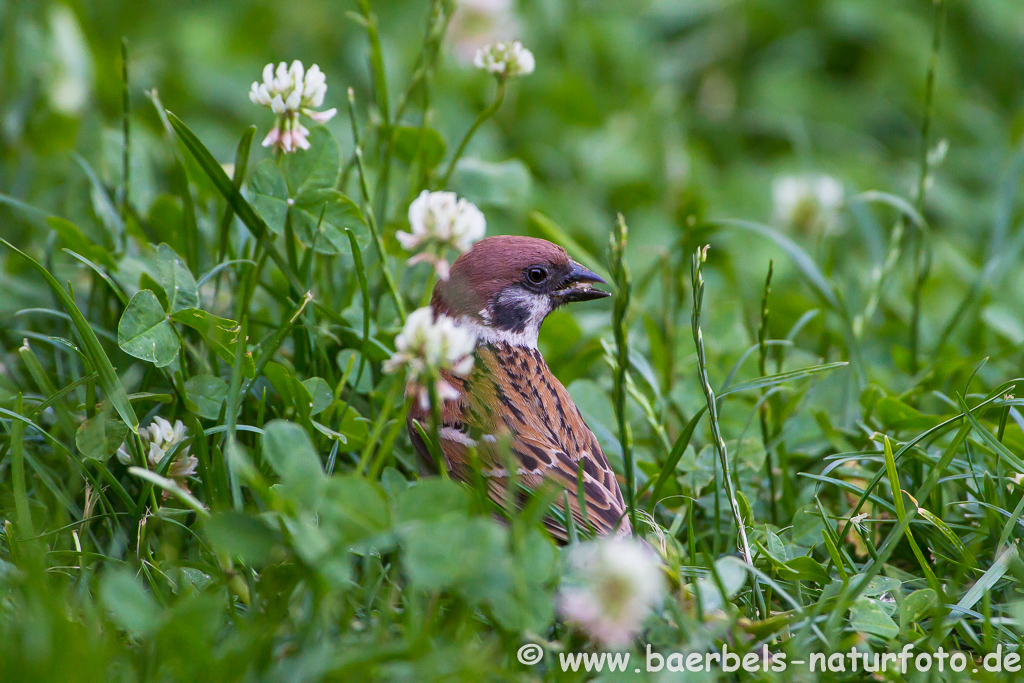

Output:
xmin=408 ymin=341 xmax=631 ymax=541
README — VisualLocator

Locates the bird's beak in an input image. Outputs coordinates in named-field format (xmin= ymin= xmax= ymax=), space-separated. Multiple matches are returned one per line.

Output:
xmin=553 ymin=261 xmax=611 ymax=304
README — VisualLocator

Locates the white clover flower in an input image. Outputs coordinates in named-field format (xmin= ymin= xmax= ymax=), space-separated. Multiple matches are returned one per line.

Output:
xmin=249 ymin=60 xmax=337 ymax=153
xmin=772 ymin=174 xmax=844 ymax=234
xmin=473 ymin=40 xmax=535 ymax=79
xmin=397 ymin=190 xmax=486 ymax=279
xmin=117 ymin=416 xmax=198 ymax=497
xmin=384 ymin=307 xmax=477 ymax=410
xmin=558 ymin=537 xmax=665 ymax=648
xmin=449 ymin=0 xmax=519 ymax=64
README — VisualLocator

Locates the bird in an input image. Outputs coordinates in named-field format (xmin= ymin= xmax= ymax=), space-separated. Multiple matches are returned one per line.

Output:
xmin=406 ymin=235 xmax=631 ymax=541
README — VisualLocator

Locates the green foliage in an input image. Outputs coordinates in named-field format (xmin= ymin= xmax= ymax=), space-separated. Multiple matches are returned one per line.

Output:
xmin=118 ymin=289 xmax=179 ymax=366
xmin=75 ymin=411 xmax=129 ymax=461
xmin=392 ymin=125 xmax=447 ymax=169
xmin=4 ymin=0 xmax=1024 ymax=680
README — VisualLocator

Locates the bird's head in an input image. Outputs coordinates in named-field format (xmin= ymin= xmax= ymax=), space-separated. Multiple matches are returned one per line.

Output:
xmin=431 ymin=235 xmax=610 ymax=347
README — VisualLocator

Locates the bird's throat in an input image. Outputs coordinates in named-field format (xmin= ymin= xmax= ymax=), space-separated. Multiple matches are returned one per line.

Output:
xmin=457 ymin=316 xmax=542 ymax=350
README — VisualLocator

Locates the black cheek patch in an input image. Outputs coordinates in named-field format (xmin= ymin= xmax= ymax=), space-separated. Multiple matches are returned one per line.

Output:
xmin=490 ymin=297 xmax=532 ymax=333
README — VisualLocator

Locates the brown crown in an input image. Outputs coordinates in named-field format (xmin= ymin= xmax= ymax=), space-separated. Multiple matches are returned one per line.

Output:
xmin=431 ymin=235 xmax=570 ymax=319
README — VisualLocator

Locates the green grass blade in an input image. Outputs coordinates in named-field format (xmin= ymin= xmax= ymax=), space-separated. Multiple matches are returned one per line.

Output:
xmin=2 ymin=239 xmax=139 ymax=431
xmin=957 ymin=393 xmax=1024 ymax=476
xmin=10 ymin=394 xmax=35 ymax=538
xmin=941 ymin=544 xmax=1015 ymax=632
xmin=883 ymin=436 xmax=941 ymax=593
xmin=166 ymin=111 xmax=304 ymax=295
xmin=128 ymin=467 xmax=209 ymax=517
xmin=647 ymin=407 xmax=706 ymax=512
xmin=718 ymin=218 xmax=840 ymax=310
xmin=218 ymin=126 xmax=256 ymax=262
xmin=915 ymin=505 xmax=972 ymax=566
xmin=718 ymin=361 xmax=848 ymax=398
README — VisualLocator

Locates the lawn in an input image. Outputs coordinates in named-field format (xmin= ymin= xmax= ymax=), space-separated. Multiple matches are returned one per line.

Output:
xmin=3 ymin=0 xmax=1024 ymax=680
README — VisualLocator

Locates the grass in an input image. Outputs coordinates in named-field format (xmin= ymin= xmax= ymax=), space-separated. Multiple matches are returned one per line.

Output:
xmin=3 ymin=0 xmax=1024 ymax=680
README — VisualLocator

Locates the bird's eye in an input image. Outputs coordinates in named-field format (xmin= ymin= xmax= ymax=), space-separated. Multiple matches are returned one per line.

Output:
xmin=526 ymin=266 xmax=549 ymax=284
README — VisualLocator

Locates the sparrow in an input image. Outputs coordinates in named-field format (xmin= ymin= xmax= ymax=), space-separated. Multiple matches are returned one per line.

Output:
xmin=407 ymin=235 xmax=631 ymax=540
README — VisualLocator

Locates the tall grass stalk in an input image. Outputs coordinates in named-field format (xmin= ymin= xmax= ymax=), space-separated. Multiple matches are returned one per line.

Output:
xmin=756 ymin=260 xmax=778 ymax=524
xmin=119 ymin=38 xmax=130 ymax=233
xmin=347 ymin=88 xmax=407 ymax=322
xmin=392 ymin=0 xmax=451 ymax=124
xmin=355 ymin=0 xmax=393 ymax=223
xmin=909 ymin=0 xmax=946 ymax=373
xmin=396 ymin=0 xmax=451 ymax=205
xmin=609 ymin=214 xmax=637 ymax=533
xmin=690 ymin=247 xmax=754 ymax=570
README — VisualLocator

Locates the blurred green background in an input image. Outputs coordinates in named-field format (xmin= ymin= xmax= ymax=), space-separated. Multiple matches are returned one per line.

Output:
xmin=4 ymin=0 xmax=1024 ymax=374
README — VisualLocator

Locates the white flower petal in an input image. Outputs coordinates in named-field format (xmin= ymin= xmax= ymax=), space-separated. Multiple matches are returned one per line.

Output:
xmin=169 ymin=453 xmax=198 ymax=480
xmin=152 ymin=416 xmax=173 ymax=442
xmin=262 ymin=127 xmax=280 ymax=148
xmin=451 ymin=355 xmax=475 ymax=377
xmin=308 ymin=107 xmax=337 ymax=123
xmin=515 ymin=45 xmax=535 ymax=75
xmin=309 ymin=84 xmax=326 ymax=108
xmin=396 ymin=231 xmax=424 ymax=250
xmin=148 ymin=442 xmax=164 ymax=467
xmin=437 ymin=380 xmax=461 ymax=402
xmin=172 ymin=420 xmax=187 ymax=444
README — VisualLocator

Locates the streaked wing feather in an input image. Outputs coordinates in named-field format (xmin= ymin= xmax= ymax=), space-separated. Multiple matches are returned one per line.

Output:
xmin=409 ymin=342 xmax=630 ymax=542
